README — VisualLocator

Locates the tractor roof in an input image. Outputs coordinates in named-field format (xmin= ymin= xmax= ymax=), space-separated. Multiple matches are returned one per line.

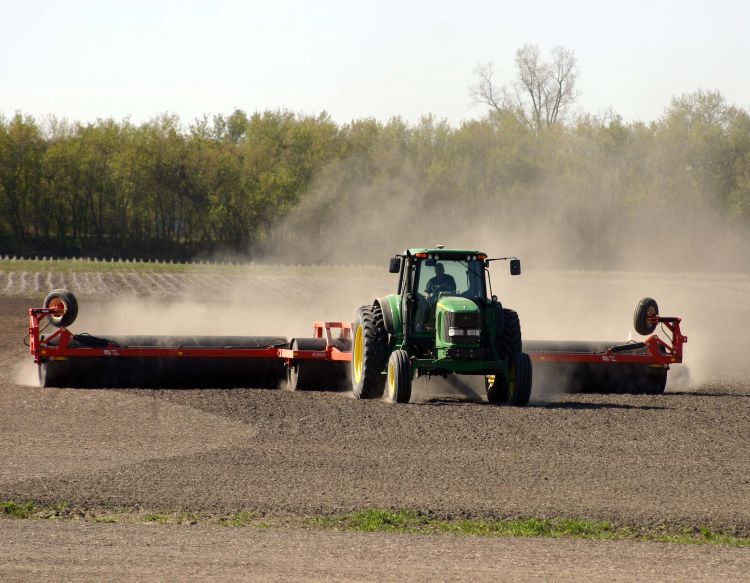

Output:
xmin=406 ymin=248 xmax=484 ymax=256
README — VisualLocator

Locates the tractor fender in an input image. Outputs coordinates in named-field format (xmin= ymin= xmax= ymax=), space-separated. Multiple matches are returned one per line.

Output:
xmin=375 ymin=295 xmax=402 ymax=336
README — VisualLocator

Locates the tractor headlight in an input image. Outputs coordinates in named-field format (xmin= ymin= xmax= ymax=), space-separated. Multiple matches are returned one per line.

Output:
xmin=448 ymin=328 xmax=480 ymax=337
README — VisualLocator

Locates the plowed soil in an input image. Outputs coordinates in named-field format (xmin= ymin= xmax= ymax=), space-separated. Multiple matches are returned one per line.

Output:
xmin=2 ymin=284 xmax=749 ymax=581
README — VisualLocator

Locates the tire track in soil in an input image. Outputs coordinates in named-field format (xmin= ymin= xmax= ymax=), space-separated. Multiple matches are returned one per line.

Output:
xmin=123 ymin=272 xmax=150 ymax=295
xmin=161 ymin=273 xmax=189 ymax=294
xmin=182 ymin=273 xmax=217 ymax=296
xmin=140 ymin=272 xmax=179 ymax=295
xmin=19 ymin=272 xmax=29 ymax=295
xmin=113 ymin=272 xmax=139 ymax=295
xmin=0 ymin=272 xmax=12 ymax=294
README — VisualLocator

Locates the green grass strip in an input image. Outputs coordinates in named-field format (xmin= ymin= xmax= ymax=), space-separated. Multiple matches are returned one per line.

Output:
xmin=310 ymin=509 xmax=750 ymax=547
xmin=0 ymin=501 xmax=38 ymax=519
xmin=1 ymin=501 xmax=68 ymax=519
xmin=1 ymin=502 xmax=747 ymax=546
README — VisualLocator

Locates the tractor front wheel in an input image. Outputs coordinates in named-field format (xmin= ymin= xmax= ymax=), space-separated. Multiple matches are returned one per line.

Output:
xmin=485 ymin=374 xmax=509 ymax=404
xmin=385 ymin=349 xmax=412 ymax=404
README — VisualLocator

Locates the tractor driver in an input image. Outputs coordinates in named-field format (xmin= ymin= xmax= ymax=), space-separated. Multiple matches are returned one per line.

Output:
xmin=414 ymin=262 xmax=457 ymax=333
xmin=425 ymin=262 xmax=456 ymax=299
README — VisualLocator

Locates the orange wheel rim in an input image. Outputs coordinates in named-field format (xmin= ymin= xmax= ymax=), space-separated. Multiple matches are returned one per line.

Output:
xmin=48 ymin=298 xmax=66 ymax=317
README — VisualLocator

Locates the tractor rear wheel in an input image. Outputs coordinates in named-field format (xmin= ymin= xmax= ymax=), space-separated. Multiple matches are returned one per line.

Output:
xmin=508 ymin=352 xmax=533 ymax=406
xmin=351 ymin=304 xmax=388 ymax=399
xmin=385 ymin=349 xmax=412 ymax=404
xmin=497 ymin=308 xmax=522 ymax=358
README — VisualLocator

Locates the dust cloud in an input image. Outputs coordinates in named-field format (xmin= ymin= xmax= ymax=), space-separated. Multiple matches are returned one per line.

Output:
xmin=250 ymin=157 xmax=750 ymax=390
xmin=259 ymin=160 xmax=750 ymax=274
xmin=14 ymin=359 xmax=40 ymax=387
xmin=72 ymin=267 xmax=390 ymax=340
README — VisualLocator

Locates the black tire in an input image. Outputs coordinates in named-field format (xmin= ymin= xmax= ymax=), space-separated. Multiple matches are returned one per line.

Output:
xmin=508 ymin=352 xmax=533 ymax=406
xmin=38 ymin=360 xmax=68 ymax=388
xmin=641 ymin=366 xmax=668 ymax=395
xmin=385 ymin=349 xmax=412 ymax=404
xmin=287 ymin=338 xmax=349 ymax=391
xmin=488 ymin=309 xmax=523 ymax=404
xmin=486 ymin=374 xmax=509 ymax=403
xmin=43 ymin=289 xmax=78 ymax=328
xmin=496 ymin=308 xmax=522 ymax=358
xmin=634 ymin=297 xmax=659 ymax=336
xmin=351 ymin=304 xmax=388 ymax=399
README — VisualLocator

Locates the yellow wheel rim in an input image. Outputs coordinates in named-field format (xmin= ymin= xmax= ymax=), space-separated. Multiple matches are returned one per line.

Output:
xmin=353 ymin=324 xmax=364 ymax=383
xmin=388 ymin=359 xmax=396 ymax=398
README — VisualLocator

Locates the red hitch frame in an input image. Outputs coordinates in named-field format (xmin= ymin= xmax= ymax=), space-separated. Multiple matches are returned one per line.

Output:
xmin=278 ymin=322 xmax=353 ymax=363
xmin=528 ymin=315 xmax=687 ymax=365
xmin=28 ymin=307 xmax=281 ymax=362
xmin=30 ymin=309 xmax=353 ymax=364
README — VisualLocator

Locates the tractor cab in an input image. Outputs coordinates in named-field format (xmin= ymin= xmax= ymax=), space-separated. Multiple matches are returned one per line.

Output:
xmin=400 ymin=251 xmax=488 ymax=334
xmin=388 ymin=248 xmax=520 ymax=337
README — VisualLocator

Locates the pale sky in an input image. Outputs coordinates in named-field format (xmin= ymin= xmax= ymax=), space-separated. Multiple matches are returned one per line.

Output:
xmin=2 ymin=0 xmax=748 ymax=126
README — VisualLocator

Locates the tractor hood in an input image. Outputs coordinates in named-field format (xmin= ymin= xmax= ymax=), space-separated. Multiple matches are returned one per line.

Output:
xmin=435 ymin=296 xmax=481 ymax=348
xmin=436 ymin=296 xmax=479 ymax=314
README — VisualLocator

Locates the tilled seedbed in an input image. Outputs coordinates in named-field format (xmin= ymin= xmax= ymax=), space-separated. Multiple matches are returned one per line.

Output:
xmin=1 ymin=295 xmax=748 ymax=537
xmin=0 ymin=269 xmax=391 ymax=299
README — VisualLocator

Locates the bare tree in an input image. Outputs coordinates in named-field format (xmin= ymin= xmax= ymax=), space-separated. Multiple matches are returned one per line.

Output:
xmin=471 ymin=44 xmax=579 ymax=132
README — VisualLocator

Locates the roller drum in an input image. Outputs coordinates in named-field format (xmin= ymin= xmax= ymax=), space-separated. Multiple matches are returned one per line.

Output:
xmin=39 ymin=334 xmax=288 ymax=388
xmin=287 ymin=337 xmax=350 ymax=391
xmin=532 ymin=361 xmax=667 ymax=395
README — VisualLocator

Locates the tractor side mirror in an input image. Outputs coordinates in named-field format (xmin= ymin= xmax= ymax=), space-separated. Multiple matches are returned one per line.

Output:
xmin=510 ymin=259 xmax=521 ymax=276
xmin=389 ymin=257 xmax=401 ymax=273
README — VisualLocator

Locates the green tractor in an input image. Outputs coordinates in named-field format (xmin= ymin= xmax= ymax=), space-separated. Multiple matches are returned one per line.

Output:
xmin=351 ymin=247 xmax=532 ymax=405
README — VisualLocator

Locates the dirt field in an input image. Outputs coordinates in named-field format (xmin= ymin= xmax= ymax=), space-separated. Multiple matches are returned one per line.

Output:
xmin=2 ymin=521 xmax=748 ymax=582
xmin=2 ymin=269 xmax=750 ymax=580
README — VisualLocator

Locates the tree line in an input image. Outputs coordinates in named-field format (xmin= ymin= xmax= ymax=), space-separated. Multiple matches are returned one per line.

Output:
xmin=1 ymin=91 xmax=749 ymax=267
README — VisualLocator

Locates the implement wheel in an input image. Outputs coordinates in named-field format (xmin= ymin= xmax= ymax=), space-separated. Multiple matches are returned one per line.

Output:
xmin=38 ymin=360 xmax=69 ymax=388
xmin=508 ymin=352 xmax=533 ymax=406
xmin=351 ymin=304 xmax=388 ymax=399
xmin=634 ymin=297 xmax=659 ymax=336
xmin=385 ymin=349 xmax=412 ymax=404
xmin=641 ymin=366 xmax=668 ymax=395
xmin=287 ymin=338 xmax=349 ymax=391
xmin=43 ymin=289 xmax=78 ymax=328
